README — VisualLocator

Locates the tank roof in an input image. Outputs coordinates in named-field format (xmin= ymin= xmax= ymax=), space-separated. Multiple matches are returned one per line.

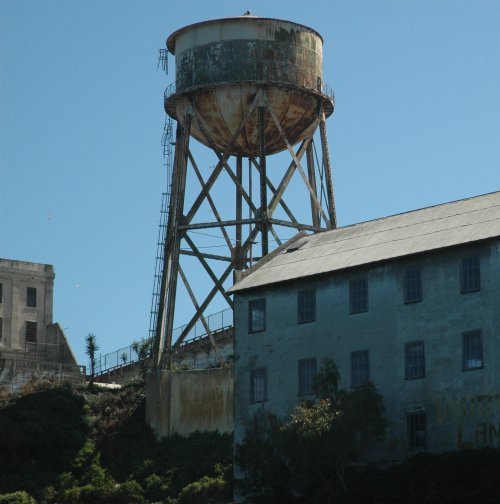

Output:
xmin=166 ymin=16 xmax=324 ymax=54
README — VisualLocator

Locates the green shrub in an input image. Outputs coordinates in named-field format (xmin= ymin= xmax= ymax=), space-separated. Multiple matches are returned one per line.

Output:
xmin=177 ymin=475 xmax=230 ymax=504
xmin=0 ymin=491 xmax=37 ymax=504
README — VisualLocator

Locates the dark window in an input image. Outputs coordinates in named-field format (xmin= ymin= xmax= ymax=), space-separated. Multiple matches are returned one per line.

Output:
xmin=405 ymin=341 xmax=425 ymax=379
xmin=0 ymin=283 xmax=3 ymax=303
xmin=250 ymin=367 xmax=267 ymax=403
xmin=350 ymin=278 xmax=368 ymax=314
xmin=27 ymin=287 xmax=37 ymax=308
xmin=460 ymin=256 xmax=480 ymax=293
xmin=298 ymin=358 xmax=317 ymax=396
xmin=0 ymin=317 xmax=2 ymax=340
xmin=407 ymin=411 xmax=426 ymax=448
xmin=298 ymin=288 xmax=316 ymax=324
xmin=463 ymin=330 xmax=483 ymax=370
xmin=26 ymin=321 xmax=37 ymax=343
xmin=404 ymin=267 xmax=422 ymax=303
xmin=351 ymin=350 xmax=369 ymax=387
xmin=249 ymin=298 xmax=266 ymax=333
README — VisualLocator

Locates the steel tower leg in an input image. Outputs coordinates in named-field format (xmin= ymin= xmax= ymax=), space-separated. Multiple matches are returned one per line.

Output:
xmin=153 ymin=90 xmax=337 ymax=369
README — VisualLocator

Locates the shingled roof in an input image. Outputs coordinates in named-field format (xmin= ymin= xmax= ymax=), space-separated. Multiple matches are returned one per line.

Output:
xmin=230 ymin=191 xmax=500 ymax=293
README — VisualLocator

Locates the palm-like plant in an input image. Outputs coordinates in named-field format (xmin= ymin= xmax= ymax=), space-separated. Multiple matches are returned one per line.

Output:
xmin=85 ymin=333 xmax=99 ymax=385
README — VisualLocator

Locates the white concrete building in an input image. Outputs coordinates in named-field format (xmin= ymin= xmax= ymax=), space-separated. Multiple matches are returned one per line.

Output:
xmin=230 ymin=191 xmax=500 ymax=461
xmin=0 ymin=258 xmax=83 ymax=389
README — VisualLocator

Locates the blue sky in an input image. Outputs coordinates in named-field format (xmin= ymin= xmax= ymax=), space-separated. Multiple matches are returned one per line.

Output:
xmin=1 ymin=0 xmax=499 ymax=366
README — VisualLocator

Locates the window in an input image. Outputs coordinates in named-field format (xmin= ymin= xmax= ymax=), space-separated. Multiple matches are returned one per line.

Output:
xmin=404 ymin=267 xmax=422 ymax=303
xmin=407 ymin=411 xmax=426 ymax=448
xmin=350 ymin=278 xmax=368 ymax=314
xmin=249 ymin=298 xmax=266 ymax=333
xmin=351 ymin=350 xmax=369 ymax=388
xmin=26 ymin=321 xmax=37 ymax=343
xmin=462 ymin=330 xmax=483 ymax=370
xmin=0 ymin=282 xmax=2 ymax=303
xmin=0 ymin=317 xmax=2 ymax=341
xmin=298 ymin=358 xmax=317 ymax=396
xmin=27 ymin=287 xmax=37 ymax=308
xmin=298 ymin=288 xmax=316 ymax=324
xmin=250 ymin=367 xmax=267 ymax=403
xmin=405 ymin=341 xmax=425 ymax=379
xmin=460 ymin=256 xmax=480 ymax=293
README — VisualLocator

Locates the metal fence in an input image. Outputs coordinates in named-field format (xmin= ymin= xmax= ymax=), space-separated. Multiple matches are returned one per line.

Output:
xmin=94 ymin=308 xmax=233 ymax=376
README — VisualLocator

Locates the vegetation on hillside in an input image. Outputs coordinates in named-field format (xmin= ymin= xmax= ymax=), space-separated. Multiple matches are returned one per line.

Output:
xmin=1 ymin=366 xmax=500 ymax=503
xmin=0 ymin=379 xmax=232 ymax=503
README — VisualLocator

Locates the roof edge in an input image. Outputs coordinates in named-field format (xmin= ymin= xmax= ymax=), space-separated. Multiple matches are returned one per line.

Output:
xmin=228 ymin=231 xmax=308 ymax=293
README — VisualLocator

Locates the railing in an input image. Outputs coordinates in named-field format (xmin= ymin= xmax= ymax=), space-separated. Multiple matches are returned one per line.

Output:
xmin=164 ymin=75 xmax=334 ymax=103
xmin=94 ymin=308 xmax=233 ymax=376
xmin=164 ymin=81 xmax=176 ymax=102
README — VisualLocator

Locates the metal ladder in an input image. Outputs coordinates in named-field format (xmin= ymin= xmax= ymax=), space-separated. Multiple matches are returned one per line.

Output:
xmin=148 ymin=115 xmax=174 ymax=339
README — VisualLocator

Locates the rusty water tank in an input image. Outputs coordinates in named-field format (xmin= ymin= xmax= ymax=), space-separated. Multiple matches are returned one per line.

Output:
xmin=165 ymin=17 xmax=334 ymax=157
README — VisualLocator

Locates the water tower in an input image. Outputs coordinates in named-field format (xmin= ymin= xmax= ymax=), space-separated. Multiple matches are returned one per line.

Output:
xmin=152 ymin=16 xmax=337 ymax=368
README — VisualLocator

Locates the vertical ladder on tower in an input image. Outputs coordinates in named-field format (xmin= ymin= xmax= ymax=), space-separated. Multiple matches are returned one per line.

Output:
xmin=148 ymin=115 xmax=175 ymax=340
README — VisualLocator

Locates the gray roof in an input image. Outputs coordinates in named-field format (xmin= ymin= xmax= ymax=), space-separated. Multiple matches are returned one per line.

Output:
xmin=230 ymin=191 xmax=500 ymax=293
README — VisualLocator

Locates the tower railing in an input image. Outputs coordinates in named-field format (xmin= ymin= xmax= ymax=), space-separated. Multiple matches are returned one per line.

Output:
xmin=94 ymin=307 xmax=233 ymax=376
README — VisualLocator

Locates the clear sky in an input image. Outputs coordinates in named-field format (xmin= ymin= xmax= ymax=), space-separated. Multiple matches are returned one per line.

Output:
xmin=1 ymin=0 xmax=499 ymax=367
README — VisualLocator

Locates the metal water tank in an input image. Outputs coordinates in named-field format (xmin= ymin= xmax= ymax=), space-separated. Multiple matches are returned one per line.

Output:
xmin=165 ymin=16 xmax=334 ymax=157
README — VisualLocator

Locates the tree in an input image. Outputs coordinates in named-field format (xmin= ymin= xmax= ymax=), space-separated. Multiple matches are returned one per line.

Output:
xmin=85 ymin=334 xmax=99 ymax=385
xmin=131 ymin=338 xmax=152 ymax=379
xmin=236 ymin=358 xmax=387 ymax=503
xmin=120 ymin=352 xmax=128 ymax=366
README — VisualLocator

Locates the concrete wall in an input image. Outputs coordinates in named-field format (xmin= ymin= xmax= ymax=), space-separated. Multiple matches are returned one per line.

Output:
xmin=234 ymin=239 xmax=500 ymax=461
xmin=146 ymin=366 xmax=234 ymax=439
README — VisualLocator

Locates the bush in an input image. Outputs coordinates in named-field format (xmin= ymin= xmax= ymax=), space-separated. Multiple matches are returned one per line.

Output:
xmin=177 ymin=475 xmax=230 ymax=504
xmin=0 ymin=491 xmax=37 ymax=504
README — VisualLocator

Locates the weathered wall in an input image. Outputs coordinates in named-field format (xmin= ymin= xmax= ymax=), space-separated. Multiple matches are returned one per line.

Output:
xmin=234 ymin=239 xmax=500 ymax=461
xmin=146 ymin=367 xmax=234 ymax=439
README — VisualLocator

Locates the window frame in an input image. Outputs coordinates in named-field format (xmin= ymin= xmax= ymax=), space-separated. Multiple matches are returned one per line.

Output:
xmin=298 ymin=358 xmax=317 ymax=396
xmin=405 ymin=341 xmax=425 ymax=380
xmin=248 ymin=298 xmax=266 ymax=334
xmin=250 ymin=367 xmax=267 ymax=403
xmin=349 ymin=277 xmax=368 ymax=314
xmin=25 ymin=321 xmax=37 ymax=343
xmin=27 ymin=287 xmax=37 ymax=308
xmin=460 ymin=255 xmax=481 ymax=294
xmin=406 ymin=411 xmax=427 ymax=449
xmin=350 ymin=350 xmax=370 ymax=388
xmin=462 ymin=330 xmax=483 ymax=371
xmin=298 ymin=288 xmax=316 ymax=324
xmin=403 ymin=267 xmax=423 ymax=304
